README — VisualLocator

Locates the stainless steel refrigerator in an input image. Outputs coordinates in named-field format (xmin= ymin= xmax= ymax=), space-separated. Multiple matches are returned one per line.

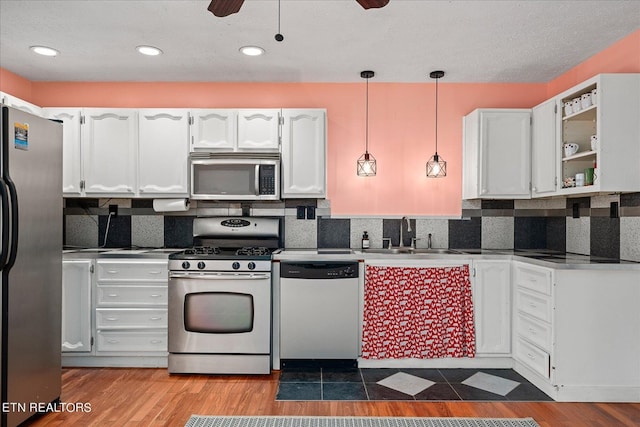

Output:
xmin=1 ymin=105 xmax=62 ymax=427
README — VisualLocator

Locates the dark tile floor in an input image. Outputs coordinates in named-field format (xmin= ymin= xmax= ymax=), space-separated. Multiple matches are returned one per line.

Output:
xmin=276 ymin=361 xmax=553 ymax=402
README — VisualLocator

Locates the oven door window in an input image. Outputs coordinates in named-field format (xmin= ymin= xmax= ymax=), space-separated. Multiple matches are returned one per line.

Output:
xmin=184 ymin=292 xmax=254 ymax=333
xmin=193 ymin=163 xmax=256 ymax=197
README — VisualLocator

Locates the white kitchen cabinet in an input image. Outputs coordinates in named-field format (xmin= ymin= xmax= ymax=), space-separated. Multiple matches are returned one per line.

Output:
xmin=281 ymin=109 xmax=326 ymax=198
xmin=190 ymin=109 xmax=280 ymax=152
xmin=462 ymin=109 xmax=531 ymax=199
xmin=44 ymin=108 xmax=83 ymax=195
xmin=531 ymin=99 xmax=557 ymax=197
xmin=138 ymin=109 xmax=189 ymax=196
xmin=556 ymin=73 xmax=640 ymax=195
xmin=237 ymin=109 xmax=280 ymax=150
xmin=82 ymin=109 xmax=138 ymax=196
xmin=62 ymin=259 xmax=93 ymax=353
xmin=472 ymin=260 xmax=511 ymax=355
xmin=512 ymin=261 xmax=640 ymax=402
xmin=95 ymin=259 xmax=168 ymax=356
xmin=190 ymin=109 xmax=236 ymax=151
xmin=0 ymin=91 xmax=43 ymax=116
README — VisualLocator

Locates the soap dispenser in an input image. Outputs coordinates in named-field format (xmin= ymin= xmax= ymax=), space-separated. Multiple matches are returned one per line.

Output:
xmin=361 ymin=231 xmax=370 ymax=249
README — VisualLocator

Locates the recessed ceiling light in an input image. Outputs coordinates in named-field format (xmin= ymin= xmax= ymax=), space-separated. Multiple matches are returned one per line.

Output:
xmin=30 ymin=46 xmax=59 ymax=57
xmin=240 ymin=46 xmax=265 ymax=57
xmin=136 ymin=45 xmax=163 ymax=56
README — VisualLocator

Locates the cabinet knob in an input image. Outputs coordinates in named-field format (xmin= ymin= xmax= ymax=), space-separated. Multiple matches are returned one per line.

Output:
xmin=481 ymin=188 xmax=487 ymax=194
xmin=532 ymin=187 xmax=537 ymax=192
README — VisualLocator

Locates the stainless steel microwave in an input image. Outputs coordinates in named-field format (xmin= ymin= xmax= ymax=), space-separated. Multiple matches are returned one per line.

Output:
xmin=190 ymin=155 xmax=280 ymax=201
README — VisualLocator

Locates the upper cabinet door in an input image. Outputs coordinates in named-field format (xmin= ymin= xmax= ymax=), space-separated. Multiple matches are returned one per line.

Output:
xmin=531 ymin=99 xmax=557 ymax=197
xmin=190 ymin=109 xmax=236 ymax=151
xmin=44 ymin=108 xmax=83 ymax=195
xmin=281 ymin=109 xmax=326 ymax=198
xmin=138 ymin=110 xmax=189 ymax=196
xmin=463 ymin=109 xmax=531 ymax=199
xmin=237 ymin=109 xmax=280 ymax=151
xmin=82 ymin=109 xmax=138 ymax=195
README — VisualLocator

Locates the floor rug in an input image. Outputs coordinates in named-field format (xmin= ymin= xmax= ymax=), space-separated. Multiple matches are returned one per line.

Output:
xmin=185 ymin=416 xmax=540 ymax=427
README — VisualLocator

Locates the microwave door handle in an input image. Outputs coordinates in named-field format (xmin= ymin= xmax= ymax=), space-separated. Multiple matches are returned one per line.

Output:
xmin=254 ymin=164 xmax=260 ymax=195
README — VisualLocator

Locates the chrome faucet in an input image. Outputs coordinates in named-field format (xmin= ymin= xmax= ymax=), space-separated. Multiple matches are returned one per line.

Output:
xmin=399 ymin=216 xmax=412 ymax=248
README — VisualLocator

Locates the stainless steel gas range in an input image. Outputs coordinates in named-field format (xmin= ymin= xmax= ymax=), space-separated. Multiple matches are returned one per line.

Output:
xmin=167 ymin=217 xmax=280 ymax=375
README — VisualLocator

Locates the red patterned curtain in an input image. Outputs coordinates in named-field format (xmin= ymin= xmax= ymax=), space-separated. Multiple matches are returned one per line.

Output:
xmin=362 ymin=265 xmax=475 ymax=359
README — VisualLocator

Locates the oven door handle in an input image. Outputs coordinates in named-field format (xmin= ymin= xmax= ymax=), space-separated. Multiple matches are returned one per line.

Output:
xmin=169 ymin=272 xmax=270 ymax=280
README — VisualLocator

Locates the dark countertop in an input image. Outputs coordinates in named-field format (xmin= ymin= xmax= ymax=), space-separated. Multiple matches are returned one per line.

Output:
xmin=63 ymin=247 xmax=180 ymax=259
xmin=275 ymin=248 xmax=640 ymax=270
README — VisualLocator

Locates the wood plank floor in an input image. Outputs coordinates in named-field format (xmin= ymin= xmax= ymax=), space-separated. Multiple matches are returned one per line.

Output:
xmin=23 ymin=368 xmax=640 ymax=427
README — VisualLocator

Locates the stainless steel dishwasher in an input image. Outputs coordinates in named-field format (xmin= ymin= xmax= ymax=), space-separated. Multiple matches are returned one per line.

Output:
xmin=279 ymin=261 xmax=359 ymax=359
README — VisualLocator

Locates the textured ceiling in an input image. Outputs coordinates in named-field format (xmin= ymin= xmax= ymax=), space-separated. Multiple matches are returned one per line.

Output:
xmin=0 ymin=0 xmax=638 ymax=83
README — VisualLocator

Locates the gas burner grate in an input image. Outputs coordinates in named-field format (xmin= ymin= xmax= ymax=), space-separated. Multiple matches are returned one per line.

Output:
xmin=236 ymin=247 xmax=271 ymax=256
xmin=184 ymin=246 xmax=221 ymax=255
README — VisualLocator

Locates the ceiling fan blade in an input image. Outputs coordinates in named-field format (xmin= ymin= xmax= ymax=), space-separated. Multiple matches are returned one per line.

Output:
xmin=356 ymin=0 xmax=390 ymax=9
xmin=208 ymin=0 xmax=244 ymax=17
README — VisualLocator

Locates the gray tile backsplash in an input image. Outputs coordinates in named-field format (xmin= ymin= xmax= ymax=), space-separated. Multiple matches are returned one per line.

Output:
xmin=63 ymin=192 xmax=640 ymax=261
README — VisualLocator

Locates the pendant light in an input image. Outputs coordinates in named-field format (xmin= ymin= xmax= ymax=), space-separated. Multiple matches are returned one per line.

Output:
xmin=357 ymin=70 xmax=377 ymax=177
xmin=426 ymin=70 xmax=447 ymax=178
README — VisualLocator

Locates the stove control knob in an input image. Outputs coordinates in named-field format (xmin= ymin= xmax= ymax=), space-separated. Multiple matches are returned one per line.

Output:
xmin=248 ymin=262 xmax=256 ymax=270
xmin=182 ymin=261 xmax=191 ymax=270
xmin=197 ymin=262 xmax=206 ymax=270
xmin=232 ymin=262 xmax=241 ymax=270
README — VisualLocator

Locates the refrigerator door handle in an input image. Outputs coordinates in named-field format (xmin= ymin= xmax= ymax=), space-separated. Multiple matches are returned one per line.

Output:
xmin=0 ymin=179 xmax=9 ymax=270
xmin=4 ymin=175 xmax=18 ymax=271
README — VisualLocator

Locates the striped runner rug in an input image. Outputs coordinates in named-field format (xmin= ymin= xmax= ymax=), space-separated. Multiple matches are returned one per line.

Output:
xmin=185 ymin=416 xmax=540 ymax=427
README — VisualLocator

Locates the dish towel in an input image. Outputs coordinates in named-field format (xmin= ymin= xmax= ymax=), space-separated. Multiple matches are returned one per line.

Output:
xmin=362 ymin=265 xmax=475 ymax=359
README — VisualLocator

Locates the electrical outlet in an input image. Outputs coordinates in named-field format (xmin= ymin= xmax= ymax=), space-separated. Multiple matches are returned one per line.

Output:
xmin=296 ymin=206 xmax=306 ymax=219
xmin=610 ymin=201 xmax=619 ymax=219
xmin=306 ymin=206 xmax=316 ymax=220
xmin=109 ymin=204 xmax=118 ymax=217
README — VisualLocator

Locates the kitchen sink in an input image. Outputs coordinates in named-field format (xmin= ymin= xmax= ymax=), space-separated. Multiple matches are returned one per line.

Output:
xmin=410 ymin=248 xmax=461 ymax=254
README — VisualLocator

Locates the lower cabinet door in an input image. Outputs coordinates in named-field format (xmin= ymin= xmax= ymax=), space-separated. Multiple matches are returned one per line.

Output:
xmin=96 ymin=308 xmax=168 ymax=329
xmin=516 ymin=337 xmax=550 ymax=379
xmin=96 ymin=330 xmax=168 ymax=353
xmin=62 ymin=260 xmax=93 ymax=352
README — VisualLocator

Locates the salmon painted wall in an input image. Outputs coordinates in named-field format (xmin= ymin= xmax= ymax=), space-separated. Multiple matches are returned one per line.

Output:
xmin=0 ymin=68 xmax=33 ymax=100
xmin=24 ymin=81 xmax=546 ymax=216
xmin=0 ymin=30 xmax=637 ymax=216
xmin=547 ymin=29 xmax=640 ymax=97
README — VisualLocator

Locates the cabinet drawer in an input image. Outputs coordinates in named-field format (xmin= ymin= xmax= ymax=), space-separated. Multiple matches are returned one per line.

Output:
xmin=96 ymin=308 xmax=168 ymax=329
xmin=514 ymin=264 xmax=552 ymax=295
xmin=515 ymin=337 xmax=550 ymax=379
xmin=516 ymin=288 xmax=552 ymax=322
xmin=97 ymin=286 xmax=167 ymax=306
xmin=96 ymin=260 xmax=168 ymax=282
xmin=517 ymin=312 xmax=552 ymax=352
xmin=96 ymin=331 xmax=167 ymax=353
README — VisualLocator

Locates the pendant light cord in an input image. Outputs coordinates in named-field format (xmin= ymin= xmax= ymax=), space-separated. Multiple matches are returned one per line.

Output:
xmin=278 ymin=0 xmax=281 ymax=34
xmin=434 ymin=76 xmax=438 ymax=155
xmin=365 ymin=76 xmax=369 ymax=153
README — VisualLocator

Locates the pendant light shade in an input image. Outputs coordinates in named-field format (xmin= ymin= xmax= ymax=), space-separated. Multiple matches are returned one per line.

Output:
xmin=426 ymin=70 xmax=447 ymax=178
xmin=357 ymin=70 xmax=377 ymax=177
